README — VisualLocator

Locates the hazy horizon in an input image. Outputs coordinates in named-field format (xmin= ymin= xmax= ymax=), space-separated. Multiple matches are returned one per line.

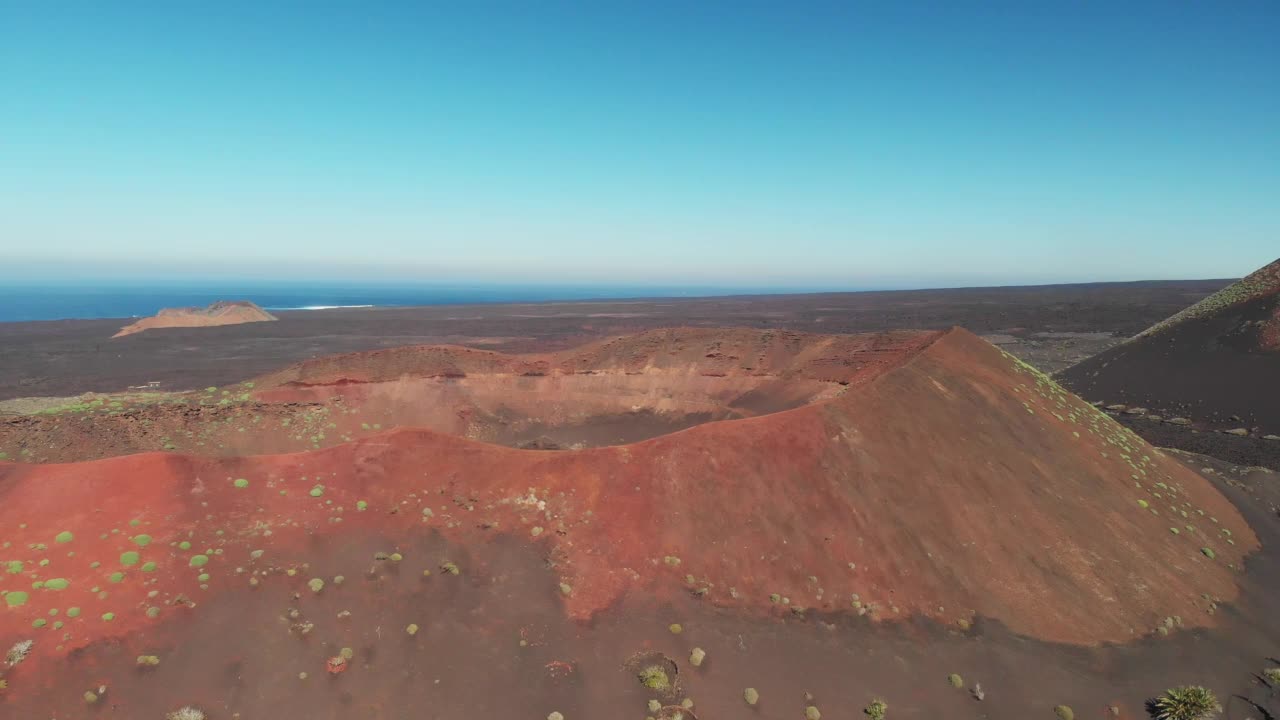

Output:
xmin=3 ymin=3 xmax=1277 ymax=286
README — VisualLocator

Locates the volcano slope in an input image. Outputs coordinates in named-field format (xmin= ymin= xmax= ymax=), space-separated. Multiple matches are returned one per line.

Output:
xmin=1061 ymin=258 xmax=1280 ymax=437
xmin=0 ymin=328 xmax=1264 ymax=718
xmin=1 ymin=328 xmax=934 ymax=461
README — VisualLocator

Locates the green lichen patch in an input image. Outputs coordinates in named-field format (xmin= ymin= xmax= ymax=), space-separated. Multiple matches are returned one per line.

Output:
xmin=233 ymin=478 xmax=249 ymax=489
xmin=190 ymin=554 xmax=210 ymax=568
xmin=55 ymin=531 xmax=74 ymax=544
xmin=43 ymin=578 xmax=69 ymax=590
xmin=120 ymin=551 xmax=141 ymax=566
xmin=132 ymin=534 xmax=152 ymax=547
xmin=5 ymin=591 xmax=30 ymax=607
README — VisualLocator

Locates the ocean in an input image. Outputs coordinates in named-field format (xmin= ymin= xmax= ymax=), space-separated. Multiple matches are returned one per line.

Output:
xmin=0 ymin=282 xmax=799 ymax=323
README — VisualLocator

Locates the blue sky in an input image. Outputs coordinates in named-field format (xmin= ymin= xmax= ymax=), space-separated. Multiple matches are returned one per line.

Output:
xmin=2 ymin=2 xmax=1277 ymax=289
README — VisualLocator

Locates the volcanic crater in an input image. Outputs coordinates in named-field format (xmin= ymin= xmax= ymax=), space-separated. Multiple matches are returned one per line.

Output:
xmin=0 ymin=326 xmax=1264 ymax=716
xmin=248 ymin=327 xmax=939 ymax=450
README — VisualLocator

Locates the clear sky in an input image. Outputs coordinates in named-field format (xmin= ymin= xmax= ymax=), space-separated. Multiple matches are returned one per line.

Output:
xmin=2 ymin=2 xmax=1277 ymax=289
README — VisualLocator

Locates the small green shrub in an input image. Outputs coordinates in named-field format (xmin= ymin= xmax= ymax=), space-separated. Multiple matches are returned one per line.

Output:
xmin=947 ymin=673 xmax=963 ymax=688
xmin=1151 ymin=686 xmax=1220 ymax=720
xmin=864 ymin=699 xmax=887 ymax=720
xmin=1054 ymin=706 xmax=1074 ymax=720
xmin=637 ymin=665 xmax=670 ymax=691
xmin=1264 ymin=667 xmax=1280 ymax=684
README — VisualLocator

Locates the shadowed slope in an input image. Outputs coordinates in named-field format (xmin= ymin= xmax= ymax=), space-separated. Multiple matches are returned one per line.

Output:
xmin=1060 ymin=259 xmax=1280 ymax=433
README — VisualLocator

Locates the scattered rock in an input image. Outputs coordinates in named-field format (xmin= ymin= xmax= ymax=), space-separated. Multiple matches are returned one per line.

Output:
xmin=1105 ymin=404 xmax=1127 ymax=412
xmin=690 ymin=647 xmax=706 ymax=667
xmin=1123 ymin=407 xmax=1148 ymax=415
xmin=1166 ymin=417 xmax=1192 ymax=425
xmin=743 ymin=688 xmax=759 ymax=706
xmin=1263 ymin=434 xmax=1280 ymax=441
xmin=1223 ymin=428 xmax=1249 ymax=436
xmin=5 ymin=640 xmax=33 ymax=666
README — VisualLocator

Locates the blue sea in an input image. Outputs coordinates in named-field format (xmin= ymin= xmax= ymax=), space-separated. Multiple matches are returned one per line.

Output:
xmin=0 ymin=282 xmax=812 ymax=323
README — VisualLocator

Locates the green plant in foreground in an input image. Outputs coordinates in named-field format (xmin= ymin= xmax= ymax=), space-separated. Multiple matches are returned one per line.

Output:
xmin=1264 ymin=667 xmax=1280 ymax=684
xmin=1054 ymin=705 xmax=1074 ymax=720
xmin=864 ymin=699 xmax=887 ymax=720
xmin=637 ymin=665 xmax=670 ymax=691
xmin=947 ymin=673 xmax=963 ymax=688
xmin=1151 ymin=686 xmax=1220 ymax=720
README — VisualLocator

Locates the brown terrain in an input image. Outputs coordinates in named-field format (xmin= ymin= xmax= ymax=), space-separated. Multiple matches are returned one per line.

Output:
xmin=3 ymin=324 xmax=1279 ymax=720
xmin=1060 ymin=259 xmax=1280 ymax=469
xmin=0 ymin=279 xmax=1228 ymax=402
xmin=4 ymin=280 xmax=1280 ymax=719
xmin=112 ymin=300 xmax=277 ymax=338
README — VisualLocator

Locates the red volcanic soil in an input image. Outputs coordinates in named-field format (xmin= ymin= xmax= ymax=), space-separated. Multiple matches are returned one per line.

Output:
xmin=1060 ymin=258 xmax=1280 ymax=435
xmin=112 ymin=300 xmax=277 ymax=338
xmin=0 ymin=326 xmax=1257 ymax=689
xmin=1 ymin=328 xmax=937 ymax=460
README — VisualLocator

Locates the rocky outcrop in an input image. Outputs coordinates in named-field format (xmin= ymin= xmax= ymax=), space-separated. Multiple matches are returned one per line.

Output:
xmin=113 ymin=300 xmax=277 ymax=338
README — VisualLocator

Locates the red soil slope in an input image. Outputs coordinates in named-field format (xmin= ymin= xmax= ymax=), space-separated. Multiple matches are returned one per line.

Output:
xmin=1 ymin=328 xmax=937 ymax=461
xmin=1060 ymin=258 xmax=1280 ymax=433
xmin=252 ymin=326 xmax=935 ymax=387
xmin=112 ymin=300 xmax=277 ymax=338
xmin=0 ymin=326 xmax=1257 ymax=701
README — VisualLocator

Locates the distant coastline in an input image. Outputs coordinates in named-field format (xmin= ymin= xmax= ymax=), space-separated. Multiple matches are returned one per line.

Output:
xmin=0 ymin=283 xmax=793 ymax=323
xmin=265 ymin=304 xmax=376 ymax=311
